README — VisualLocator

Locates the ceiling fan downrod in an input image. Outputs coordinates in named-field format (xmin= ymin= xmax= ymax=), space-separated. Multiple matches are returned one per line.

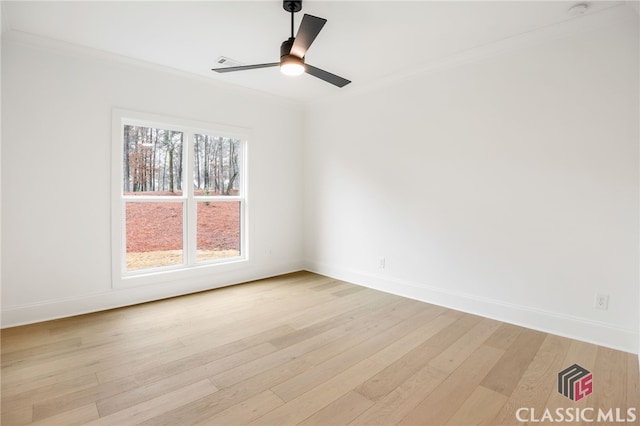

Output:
xmin=290 ymin=6 xmax=295 ymax=38
xmin=283 ymin=0 xmax=302 ymax=38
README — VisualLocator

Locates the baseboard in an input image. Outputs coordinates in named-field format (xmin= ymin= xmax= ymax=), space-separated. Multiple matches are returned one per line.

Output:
xmin=5 ymin=260 xmax=636 ymax=355
xmin=305 ymin=261 xmax=638 ymax=354
xmin=1 ymin=261 xmax=304 ymax=328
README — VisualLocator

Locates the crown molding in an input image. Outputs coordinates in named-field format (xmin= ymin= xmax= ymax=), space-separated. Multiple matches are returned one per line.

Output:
xmin=310 ymin=3 xmax=636 ymax=109
xmin=1 ymin=29 xmax=303 ymax=110
xmin=626 ymin=1 xmax=640 ymax=16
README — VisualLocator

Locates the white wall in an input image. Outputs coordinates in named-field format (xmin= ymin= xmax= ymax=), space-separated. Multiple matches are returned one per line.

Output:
xmin=2 ymin=7 xmax=639 ymax=356
xmin=633 ymin=0 xmax=640 ymax=363
xmin=1 ymin=33 xmax=304 ymax=326
xmin=304 ymin=11 xmax=639 ymax=352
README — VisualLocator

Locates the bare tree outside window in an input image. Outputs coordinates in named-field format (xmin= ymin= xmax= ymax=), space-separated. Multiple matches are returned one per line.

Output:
xmin=120 ymin=123 xmax=244 ymax=273
xmin=193 ymin=134 xmax=241 ymax=196
xmin=193 ymin=134 xmax=242 ymax=262
xmin=123 ymin=125 xmax=183 ymax=195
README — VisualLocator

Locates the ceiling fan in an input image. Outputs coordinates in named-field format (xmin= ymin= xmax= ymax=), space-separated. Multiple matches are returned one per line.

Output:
xmin=212 ymin=0 xmax=351 ymax=88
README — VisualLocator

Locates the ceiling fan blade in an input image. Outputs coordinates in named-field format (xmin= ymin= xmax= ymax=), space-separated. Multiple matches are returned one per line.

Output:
xmin=212 ymin=63 xmax=279 ymax=73
xmin=305 ymin=64 xmax=351 ymax=88
xmin=290 ymin=14 xmax=326 ymax=58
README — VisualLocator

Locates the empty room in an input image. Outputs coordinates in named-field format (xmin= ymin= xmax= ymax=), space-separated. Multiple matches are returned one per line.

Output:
xmin=1 ymin=1 xmax=639 ymax=425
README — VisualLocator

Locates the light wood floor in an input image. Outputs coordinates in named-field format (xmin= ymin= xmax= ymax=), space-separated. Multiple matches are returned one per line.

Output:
xmin=1 ymin=272 xmax=638 ymax=425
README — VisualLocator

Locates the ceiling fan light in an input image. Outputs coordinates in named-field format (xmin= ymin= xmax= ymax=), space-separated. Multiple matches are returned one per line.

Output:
xmin=280 ymin=55 xmax=305 ymax=76
xmin=281 ymin=63 xmax=305 ymax=76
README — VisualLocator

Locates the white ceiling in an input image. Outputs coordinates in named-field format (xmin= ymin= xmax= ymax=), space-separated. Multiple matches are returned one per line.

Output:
xmin=1 ymin=1 xmax=630 ymax=104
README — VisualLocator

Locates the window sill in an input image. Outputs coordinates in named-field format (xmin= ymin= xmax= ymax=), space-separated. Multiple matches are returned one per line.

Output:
xmin=113 ymin=256 xmax=248 ymax=289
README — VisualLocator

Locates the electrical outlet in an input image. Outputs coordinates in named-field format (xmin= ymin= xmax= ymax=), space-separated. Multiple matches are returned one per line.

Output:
xmin=378 ymin=257 xmax=386 ymax=269
xmin=594 ymin=293 xmax=609 ymax=310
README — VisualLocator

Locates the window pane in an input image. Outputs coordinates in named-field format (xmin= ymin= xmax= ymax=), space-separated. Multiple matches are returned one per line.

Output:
xmin=126 ymin=202 xmax=184 ymax=271
xmin=193 ymin=134 xmax=241 ymax=196
xmin=197 ymin=201 xmax=240 ymax=262
xmin=123 ymin=125 xmax=184 ymax=196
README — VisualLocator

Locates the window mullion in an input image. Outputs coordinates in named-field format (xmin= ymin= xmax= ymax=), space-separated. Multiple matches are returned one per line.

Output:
xmin=186 ymin=131 xmax=197 ymax=266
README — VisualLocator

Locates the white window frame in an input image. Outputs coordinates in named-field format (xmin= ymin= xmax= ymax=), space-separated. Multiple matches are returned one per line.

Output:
xmin=111 ymin=109 xmax=249 ymax=288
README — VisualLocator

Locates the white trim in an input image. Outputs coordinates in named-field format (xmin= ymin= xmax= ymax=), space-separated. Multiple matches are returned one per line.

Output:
xmin=1 ymin=2 xmax=10 ymax=35
xmin=310 ymin=3 xmax=636 ymax=109
xmin=1 ymin=30 xmax=302 ymax=109
xmin=305 ymin=261 xmax=639 ymax=354
xmin=1 ymin=261 xmax=304 ymax=328
xmin=111 ymin=108 xmax=249 ymax=288
xmin=1 ymin=5 xmax=632 ymax=109
xmin=186 ymin=131 xmax=196 ymax=266
xmin=121 ymin=196 xmax=187 ymax=202
xmin=626 ymin=1 xmax=640 ymax=16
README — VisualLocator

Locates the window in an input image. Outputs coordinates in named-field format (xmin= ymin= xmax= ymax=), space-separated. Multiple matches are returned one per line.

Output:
xmin=112 ymin=110 xmax=246 ymax=285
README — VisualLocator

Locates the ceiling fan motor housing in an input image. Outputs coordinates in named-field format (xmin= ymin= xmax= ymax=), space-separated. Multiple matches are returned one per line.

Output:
xmin=280 ymin=37 xmax=298 ymax=59
xmin=280 ymin=37 xmax=305 ymax=70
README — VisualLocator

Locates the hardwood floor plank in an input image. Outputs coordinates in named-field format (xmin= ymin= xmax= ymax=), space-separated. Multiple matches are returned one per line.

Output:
xmin=428 ymin=317 xmax=502 ymax=374
xmin=479 ymin=328 xmax=547 ymax=396
xmin=141 ymin=300 xmax=417 ymax=424
xmin=2 ymin=337 xmax=185 ymax=387
xmin=32 ymin=336 xmax=278 ymax=420
xmin=270 ymin=301 xmax=442 ymax=402
xmin=248 ymin=358 xmax=385 ymax=425
xmin=590 ymin=346 xmax=628 ymax=413
xmin=484 ymin=322 xmax=522 ymax=350
xmin=211 ymin=298 xmax=410 ymax=390
xmin=95 ymin=364 xmax=221 ymax=417
xmin=1 ymin=369 xmax=108 ymax=406
xmin=0 ymin=405 xmax=32 ymax=426
xmin=398 ymin=344 xmax=504 ymax=425
xmin=299 ymin=391 xmax=374 ymax=426
xmin=1 ymin=372 xmax=98 ymax=411
xmin=31 ymin=376 xmax=138 ymax=421
xmin=1 ymin=325 xmax=52 ymax=354
xmin=30 ymin=403 xmax=99 ymax=426
xmin=172 ymin=297 xmax=323 ymax=348
xmin=1 ymin=337 xmax=82 ymax=368
xmin=310 ymin=280 xmax=343 ymax=291
xmin=366 ymin=307 xmax=453 ymax=366
xmin=490 ymin=333 xmax=571 ymax=425
xmin=192 ymin=389 xmax=284 ymax=426
xmin=332 ymin=286 xmax=368 ymax=297
xmin=172 ymin=285 xmax=375 ymax=352
xmin=350 ymin=365 xmax=448 ymax=425
xmin=283 ymin=288 xmax=402 ymax=331
xmin=267 ymin=293 xmax=389 ymax=349
xmin=176 ymin=324 xmax=295 ymax=364
xmin=627 ymin=354 xmax=639 ymax=417
xmin=446 ymin=386 xmax=508 ymax=425
xmin=157 ymin=275 xmax=338 ymax=347
xmin=1 ymin=272 xmax=635 ymax=426
xmin=86 ymin=380 xmax=217 ymax=426
xmin=355 ymin=313 xmax=482 ymax=402
xmin=97 ymin=334 xmax=277 ymax=384
xmin=139 ymin=355 xmax=313 ymax=424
